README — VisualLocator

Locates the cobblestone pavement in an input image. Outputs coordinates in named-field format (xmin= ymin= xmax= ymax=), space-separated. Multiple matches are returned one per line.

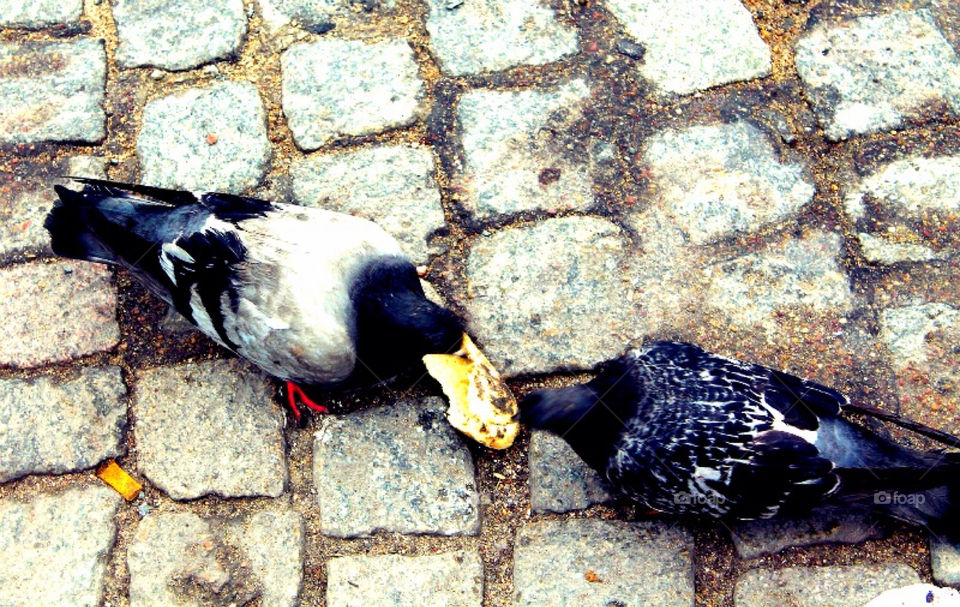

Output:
xmin=2 ymin=0 xmax=960 ymax=605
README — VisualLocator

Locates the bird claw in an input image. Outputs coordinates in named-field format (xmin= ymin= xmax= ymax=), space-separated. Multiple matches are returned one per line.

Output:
xmin=285 ymin=381 xmax=329 ymax=426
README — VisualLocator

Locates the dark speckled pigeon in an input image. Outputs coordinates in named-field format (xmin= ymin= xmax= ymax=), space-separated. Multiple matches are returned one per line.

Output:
xmin=521 ymin=341 xmax=960 ymax=539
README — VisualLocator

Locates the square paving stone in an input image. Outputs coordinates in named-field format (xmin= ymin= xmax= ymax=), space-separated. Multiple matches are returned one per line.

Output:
xmin=457 ymin=80 xmax=594 ymax=220
xmin=528 ymin=430 xmax=613 ymax=514
xmin=845 ymin=153 xmax=960 ymax=264
xmin=795 ymin=9 xmax=960 ymax=141
xmin=281 ymin=38 xmax=426 ymax=150
xmin=734 ymin=563 xmax=920 ymax=607
xmin=464 ymin=216 xmax=635 ymax=375
xmin=0 ymin=0 xmax=82 ymax=29
xmin=606 ymin=0 xmax=771 ymax=95
xmin=878 ymin=301 xmax=960 ymax=434
xmin=0 ymin=260 xmax=119 ymax=368
xmin=639 ymin=121 xmax=814 ymax=245
xmin=290 ymin=145 xmax=446 ymax=264
xmin=128 ymin=508 xmax=303 ymax=607
xmin=0 ymin=366 xmax=126 ymax=483
xmin=326 ymin=551 xmax=483 ymax=607
xmin=133 ymin=359 xmax=287 ymax=500
xmin=0 ymin=38 xmax=106 ymax=145
xmin=313 ymin=397 xmax=480 ymax=537
xmin=137 ymin=82 xmax=270 ymax=193
xmin=729 ymin=505 xmax=884 ymax=558
xmin=931 ymin=537 xmax=960 ymax=586
xmin=701 ymin=230 xmax=854 ymax=337
xmin=425 ymin=0 xmax=578 ymax=77
xmin=113 ymin=0 xmax=247 ymax=71
xmin=0 ymin=485 xmax=121 ymax=607
xmin=514 ymin=519 xmax=695 ymax=606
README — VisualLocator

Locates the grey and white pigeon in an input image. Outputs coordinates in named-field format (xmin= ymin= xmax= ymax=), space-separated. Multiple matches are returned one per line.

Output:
xmin=45 ymin=178 xmax=463 ymax=421
xmin=521 ymin=341 xmax=960 ymax=538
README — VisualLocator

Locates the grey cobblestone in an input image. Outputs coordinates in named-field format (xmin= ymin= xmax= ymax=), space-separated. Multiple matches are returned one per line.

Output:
xmin=113 ymin=0 xmax=247 ymax=71
xmin=137 ymin=82 xmax=270 ymax=193
xmin=464 ymin=216 xmax=634 ymax=375
xmin=0 ymin=366 xmax=126 ymax=483
xmin=729 ymin=505 xmax=884 ymax=559
xmin=528 ymin=430 xmax=613 ymax=514
xmin=931 ymin=537 xmax=960 ymax=587
xmin=795 ymin=9 xmax=960 ymax=141
xmin=425 ymin=0 xmax=579 ymax=77
xmin=702 ymin=231 xmax=853 ymax=336
xmin=641 ymin=121 xmax=814 ymax=244
xmin=845 ymin=154 xmax=960 ymax=263
xmin=606 ymin=0 xmax=770 ymax=95
xmin=0 ymin=485 xmax=121 ymax=607
xmin=128 ymin=509 xmax=303 ymax=607
xmin=458 ymin=80 xmax=594 ymax=220
xmin=281 ymin=38 xmax=425 ymax=150
xmin=326 ymin=551 xmax=483 ymax=607
xmin=0 ymin=260 xmax=119 ymax=368
xmin=0 ymin=0 xmax=82 ymax=29
xmin=133 ymin=360 xmax=287 ymax=500
xmin=734 ymin=563 xmax=920 ymax=607
xmin=0 ymin=38 xmax=106 ymax=145
xmin=314 ymin=397 xmax=479 ymax=537
xmin=514 ymin=519 xmax=695 ymax=606
xmin=291 ymin=145 xmax=445 ymax=263
xmin=878 ymin=302 xmax=960 ymax=432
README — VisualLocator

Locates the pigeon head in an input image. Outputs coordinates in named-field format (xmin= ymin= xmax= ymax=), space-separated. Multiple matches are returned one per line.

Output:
xmin=350 ymin=257 xmax=464 ymax=380
xmin=520 ymin=385 xmax=600 ymax=433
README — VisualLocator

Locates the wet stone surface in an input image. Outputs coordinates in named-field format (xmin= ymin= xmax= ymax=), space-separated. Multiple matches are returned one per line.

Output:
xmin=513 ymin=519 xmax=695 ymax=607
xmin=464 ymin=216 xmax=634 ymax=375
xmin=0 ymin=485 xmax=121 ymax=607
xmin=641 ymin=121 xmax=814 ymax=245
xmin=795 ymin=9 xmax=960 ymax=141
xmin=729 ymin=505 xmax=885 ymax=559
xmin=528 ymin=430 xmax=613 ymax=514
xmin=291 ymin=145 xmax=446 ymax=263
xmin=137 ymin=82 xmax=270 ymax=193
xmin=734 ymin=563 xmax=921 ymax=607
xmin=281 ymin=38 xmax=425 ymax=150
xmin=0 ymin=260 xmax=119 ymax=368
xmin=0 ymin=0 xmax=83 ymax=29
xmin=313 ymin=397 xmax=480 ymax=537
xmin=0 ymin=38 xmax=106 ymax=145
xmin=0 ymin=366 xmax=126 ymax=484
xmin=113 ymin=0 xmax=247 ymax=71
xmin=606 ymin=0 xmax=771 ymax=95
xmin=845 ymin=153 xmax=960 ymax=264
xmin=425 ymin=0 xmax=579 ymax=77
xmin=133 ymin=359 xmax=287 ymax=500
xmin=326 ymin=551 xmax=483 ymax=607
xmin=457 ymin=80 xmax=595 ymax=220
xmin=128 ymin=508 xmax=303 ymax=607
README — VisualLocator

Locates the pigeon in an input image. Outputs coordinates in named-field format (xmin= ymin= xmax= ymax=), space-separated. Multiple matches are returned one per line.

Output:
xmin=45 ymin=178 xmax=464 ymax=422
xmin=521 ymin=341 xmax=960 ymax=538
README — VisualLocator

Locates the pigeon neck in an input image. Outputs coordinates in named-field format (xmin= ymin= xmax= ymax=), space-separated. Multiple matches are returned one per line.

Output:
xmin=524 ymin=384 xmax=630 ymax=472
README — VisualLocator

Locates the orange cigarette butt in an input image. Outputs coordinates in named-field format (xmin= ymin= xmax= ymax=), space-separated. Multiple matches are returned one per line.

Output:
xmin=96 ymin=459 xmax=142 ymax=501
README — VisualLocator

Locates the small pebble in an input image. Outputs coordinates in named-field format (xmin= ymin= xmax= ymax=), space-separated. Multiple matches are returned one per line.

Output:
xmin=148 ymin=69 xmax=164 ymax=80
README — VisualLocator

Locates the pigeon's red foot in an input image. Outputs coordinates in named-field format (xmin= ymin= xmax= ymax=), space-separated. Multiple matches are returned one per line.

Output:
xmin=285 ymin=381 xmax=329 ymax=424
